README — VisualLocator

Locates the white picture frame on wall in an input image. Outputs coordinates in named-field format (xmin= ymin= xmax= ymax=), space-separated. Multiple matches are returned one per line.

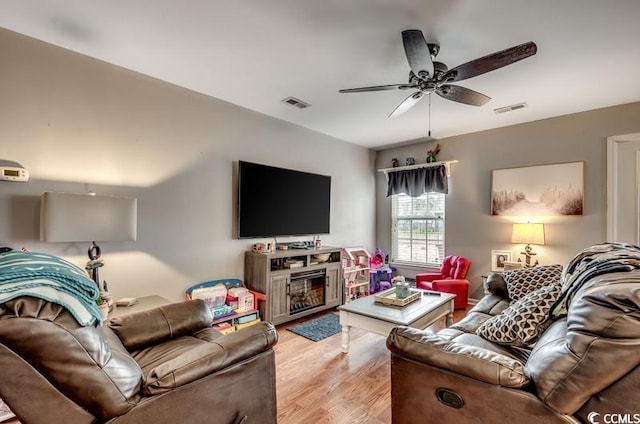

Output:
xmin=491 ymin=250 xmax=512 ymax=272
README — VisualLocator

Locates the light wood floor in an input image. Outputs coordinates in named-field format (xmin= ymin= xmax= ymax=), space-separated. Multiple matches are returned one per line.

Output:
xmin=3 ymin=308 xmax=467 ymax=424
xmin=274 ymin=308 xmax=467 ymax=424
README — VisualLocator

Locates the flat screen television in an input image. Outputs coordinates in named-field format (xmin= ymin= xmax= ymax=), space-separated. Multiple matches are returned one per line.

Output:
xmin=237 ymin=161 xmax=331 ymax=239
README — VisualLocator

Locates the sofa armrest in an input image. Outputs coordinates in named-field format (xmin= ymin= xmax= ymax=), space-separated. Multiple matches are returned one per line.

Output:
xmin=109 ymin=299 xmax=212 ymax=351
xmin=432 ymin=278 xmax=469 ymax=289
xmin=386 ymin=326 xmax=529 ymax=388
xmin=141 ymin=321 xmax=278 ymax=395
xmin=485 ymin=272 xmax=510 ymax=298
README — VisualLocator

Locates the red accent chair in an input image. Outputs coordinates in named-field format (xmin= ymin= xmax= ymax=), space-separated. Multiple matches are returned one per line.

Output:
xmin=415 ymin=255 xmax=471 ymax=309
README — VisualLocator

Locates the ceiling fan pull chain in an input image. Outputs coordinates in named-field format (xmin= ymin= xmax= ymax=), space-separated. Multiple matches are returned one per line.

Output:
xmin=428 ymin=93 xmax=432 ymax=137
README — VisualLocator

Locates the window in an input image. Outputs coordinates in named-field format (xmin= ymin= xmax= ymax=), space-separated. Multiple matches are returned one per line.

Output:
xmin=391 ymin=192 xmax=445 ymax=265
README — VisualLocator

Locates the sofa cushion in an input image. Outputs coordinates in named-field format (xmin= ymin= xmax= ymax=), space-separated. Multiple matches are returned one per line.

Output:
xmin=450 ymin=333 xmax=531 ymax=363
xmin=476 ymin=283 xmax=561 ymax=348
xmin=503 ymin=265 xmax=563 ymax=301
xmin=449 ymin=311 xmax=496 ymax=334
xmin=467 ymin=293 xmax=510 ymax=316
xmin=133 ymin=322 xmax=278 ymax=395
xmin=109 ymin=299 xmax=212 ymax=351
xmin=387 ymin=326 xmax=530 ymax=388
xmin=444 ymin=294 xmax=509 ymax=336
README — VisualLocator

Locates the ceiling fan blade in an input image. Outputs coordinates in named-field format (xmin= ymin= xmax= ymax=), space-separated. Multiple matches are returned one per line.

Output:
xmin=388 ymin=91 xmax=424 ymax=118
xmin=339 ymin=84 xmax=416 ymax=93
xmin=442 ymin=41 xmax=537 ymax=83
xmin=402 ymin=30 xmax=434 ymax=81
xmin=435 ymin=84 xmax=490 ymax=106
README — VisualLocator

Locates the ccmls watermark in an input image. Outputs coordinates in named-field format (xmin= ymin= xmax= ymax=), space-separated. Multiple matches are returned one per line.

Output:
xmin=588 ymin=412 xmax=640 ymax=424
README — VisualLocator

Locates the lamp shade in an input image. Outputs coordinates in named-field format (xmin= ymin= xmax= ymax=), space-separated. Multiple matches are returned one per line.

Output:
xmin=511 ymin=223 xmax=545 ymax=245
xmin=40 ymin=192 xmax=137 ymax=242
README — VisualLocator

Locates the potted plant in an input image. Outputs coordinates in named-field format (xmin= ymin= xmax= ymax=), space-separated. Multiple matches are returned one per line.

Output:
xmin=96 ymin=297 xmax=109 ymax=320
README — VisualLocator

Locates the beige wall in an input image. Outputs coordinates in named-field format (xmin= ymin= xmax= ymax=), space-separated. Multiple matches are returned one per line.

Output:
xmin=0 ymin=28 xmax=376 ymax=301
xmin=376 ymin=102 xmax=640 ymax=299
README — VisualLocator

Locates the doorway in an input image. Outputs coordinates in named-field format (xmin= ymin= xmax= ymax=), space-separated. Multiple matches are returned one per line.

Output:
xmin=607 ymin=133 xmax=640 ymax=244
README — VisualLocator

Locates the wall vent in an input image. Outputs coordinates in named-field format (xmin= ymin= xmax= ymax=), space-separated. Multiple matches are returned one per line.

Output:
xmin=282 ymin=96 xmax=311 ymax=109
xmin=494 ymin=102 xmax=527 ymax=114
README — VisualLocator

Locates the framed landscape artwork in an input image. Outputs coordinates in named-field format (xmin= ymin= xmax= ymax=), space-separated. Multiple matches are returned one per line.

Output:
xmin=491 ymin=161 xmax=584 ymax=216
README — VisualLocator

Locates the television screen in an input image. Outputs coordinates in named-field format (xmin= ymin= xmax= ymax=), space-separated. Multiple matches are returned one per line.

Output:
xmin=237 ymin=161 xmax=331 ymax=239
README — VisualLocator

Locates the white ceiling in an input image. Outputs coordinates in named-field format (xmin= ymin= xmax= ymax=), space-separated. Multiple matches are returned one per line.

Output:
xmin=1 ymin=1 xmax=639 ymax=149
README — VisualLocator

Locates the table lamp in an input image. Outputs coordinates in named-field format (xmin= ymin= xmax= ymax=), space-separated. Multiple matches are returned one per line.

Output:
xmin=511 ymin=222 xmax=545 ymax=267
xmin=40 ymin=192 xmax=137 ymax=288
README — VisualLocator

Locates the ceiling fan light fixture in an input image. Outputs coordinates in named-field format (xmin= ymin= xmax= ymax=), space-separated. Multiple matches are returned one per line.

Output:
xmin=494 ymin=102 xmax=528 ymax=114
xmin=339 ymin=31 xmax=536 ymax=118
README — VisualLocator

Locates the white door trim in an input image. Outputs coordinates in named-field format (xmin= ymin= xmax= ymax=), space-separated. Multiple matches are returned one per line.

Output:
xmin=607 ymin=133 xmax=640 ymax=242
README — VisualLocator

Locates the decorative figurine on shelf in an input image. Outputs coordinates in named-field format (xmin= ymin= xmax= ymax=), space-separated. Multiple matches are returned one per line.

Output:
xmin=426 ymin=143 xmax=441 ymax=163
xmin=405 ymin=157 xmax=416 ymax=166
xmin=391 ymin=158 xmax=399 ymax=167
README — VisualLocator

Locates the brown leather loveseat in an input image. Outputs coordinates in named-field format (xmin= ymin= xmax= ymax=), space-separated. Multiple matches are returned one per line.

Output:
xmin=0 ymin=298 xmax=278 ymax=423
xmin=387 ymin=242 xmax=640 ymax=424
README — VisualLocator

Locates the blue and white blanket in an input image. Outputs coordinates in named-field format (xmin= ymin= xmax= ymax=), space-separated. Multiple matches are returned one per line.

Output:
xmin=0 ymin=251 xmax=102 ymax=326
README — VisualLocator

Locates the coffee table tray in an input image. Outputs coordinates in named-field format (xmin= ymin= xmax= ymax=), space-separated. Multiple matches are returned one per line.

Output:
xmin=374 ymin=288 xmax=421 ymax=307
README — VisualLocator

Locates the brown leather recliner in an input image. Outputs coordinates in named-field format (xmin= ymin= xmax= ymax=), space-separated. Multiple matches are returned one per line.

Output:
xmin=0 ymin=298 xmax=278 ymax=423
xmin=387 ymin=248 xmax=640 ymax=424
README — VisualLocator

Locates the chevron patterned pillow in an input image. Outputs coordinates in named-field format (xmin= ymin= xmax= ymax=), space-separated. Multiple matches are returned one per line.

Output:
xmin=476 ymin=283 xmax=561 ymax=348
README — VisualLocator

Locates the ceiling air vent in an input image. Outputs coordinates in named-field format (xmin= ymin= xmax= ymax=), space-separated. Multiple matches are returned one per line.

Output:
xmin=282 ymin=96 xmax=311 ymax=109
xmin=494 ymin=102 xmax=528 ymax=114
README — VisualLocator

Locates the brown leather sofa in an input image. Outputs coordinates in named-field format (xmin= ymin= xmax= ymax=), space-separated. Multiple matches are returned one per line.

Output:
xmin=387 ymin=245 xmax=640 ymax=424
xmin=0 ymin=298 xmax=278 ymax=424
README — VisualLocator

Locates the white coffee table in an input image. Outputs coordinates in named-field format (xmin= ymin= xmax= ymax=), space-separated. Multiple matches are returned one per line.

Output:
xmin=338 ymin=289 xmax=455 ymax=353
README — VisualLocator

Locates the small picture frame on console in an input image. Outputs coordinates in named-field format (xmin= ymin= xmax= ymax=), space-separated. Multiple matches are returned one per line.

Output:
xmin=491 ymin=250 xmax=512 ymax=272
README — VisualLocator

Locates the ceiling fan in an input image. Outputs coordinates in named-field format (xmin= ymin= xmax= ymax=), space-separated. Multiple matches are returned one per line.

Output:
xmin=339 ymin=30 xmax=537 ymax=119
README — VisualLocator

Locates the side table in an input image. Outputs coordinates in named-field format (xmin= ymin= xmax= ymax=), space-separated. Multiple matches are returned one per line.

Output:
xmin=109 ymin=295 xmax=172 ymax=318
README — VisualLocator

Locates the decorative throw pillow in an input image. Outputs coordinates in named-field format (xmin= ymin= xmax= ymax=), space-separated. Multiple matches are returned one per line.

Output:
xmin=476 ymin=283 xmax=561 ymax=348
xmin=504 ymin=264 xmax=563 ymax=301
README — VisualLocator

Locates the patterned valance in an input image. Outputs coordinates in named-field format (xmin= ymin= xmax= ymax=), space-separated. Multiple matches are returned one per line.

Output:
xmin=386 ymin=164 xmax=448 ymax=197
